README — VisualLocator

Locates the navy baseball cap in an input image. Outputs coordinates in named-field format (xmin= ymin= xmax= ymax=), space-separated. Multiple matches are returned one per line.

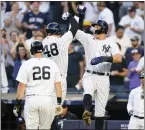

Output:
xmin=131 ymin=49 xmax=141 ymax=54
xmin=62 ymin=101 xmax=68 ymax=108
xmin=128 ymin=6 xmax=136 ymax=12
xmin=131 ymin=36 xmax=139 ymax=41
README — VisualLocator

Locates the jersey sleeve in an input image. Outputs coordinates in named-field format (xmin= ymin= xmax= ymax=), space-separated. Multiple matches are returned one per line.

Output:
xmin=16 ymin=62 xmax=28 ymax=84
xmin=53 ymin=62 xmax=62 ymax=83
xmin=75 ymin=30 xmax=88 ymax=47
xmin=110 ymin=42 xmax=122 ymax=55
xmin=59 ymin=31 xmax=73 ymax=49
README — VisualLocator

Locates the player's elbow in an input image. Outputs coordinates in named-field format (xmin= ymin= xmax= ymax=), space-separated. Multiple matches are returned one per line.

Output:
xmin=113 ymin=54 xmax=122 ymax=63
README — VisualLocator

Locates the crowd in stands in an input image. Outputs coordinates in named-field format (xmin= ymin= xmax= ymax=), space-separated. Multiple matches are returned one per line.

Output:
xmin=1 ymin=1 xmax=144 ymax=94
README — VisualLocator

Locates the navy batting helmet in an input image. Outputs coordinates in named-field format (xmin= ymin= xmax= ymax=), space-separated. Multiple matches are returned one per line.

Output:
xmin=139 ymin=71 xmax=144 ymax=79
xmin=46 ymin=22 xmax=61 ymax=35
xmin=30 ymin=40 xmax=43 ymax=55
xmin=91 ymin=20 xmax=108 ymax=34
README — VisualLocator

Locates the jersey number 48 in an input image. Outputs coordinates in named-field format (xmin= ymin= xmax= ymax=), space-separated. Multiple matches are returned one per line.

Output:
xmin=44 ymin=43 xmax=59 ymax=57
xmin=33 ymin=66 xmax=50 ymax=80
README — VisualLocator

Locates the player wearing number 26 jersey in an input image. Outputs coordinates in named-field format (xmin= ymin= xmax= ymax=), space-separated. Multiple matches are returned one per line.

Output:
xmin=13 ymin=41 xmax=62 ymax=129
xmin=42 ymin=16 xmax=79 ymax=100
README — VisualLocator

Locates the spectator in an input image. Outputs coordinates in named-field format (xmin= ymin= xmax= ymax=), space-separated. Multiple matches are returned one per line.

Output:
xmin=1 ymin=44 xmax=9 ymax=93
xmin=83 ymin=2 xmax=98 ymax=23
xmin=132 ymin=2 xmax=140 ymax=9
xmin=11 ymin=33 xmax=30 ymax=59
xmin=108 ymin=25 xmax=132 ymax=56
xmin=10 ymin=34 xmax=30 ymax=87
xmin=136 ymin=2 xmax=144 ymax=19
xmin=12 ymin=44 xmax=30 ymax=88
xmin=39 ymin=2 xmax=50 ymax=13
xmin=125 ymin=36 xmax=144 ymax=65
xmin=110 ymin=43 xmax=128 ymax=93
xmin=51 ymin=101 xmax=78 ymax=130
xmin=136 ymin=56 xmax=144 ymax=74
xmin=119 ymin=2 xmax=133 ymax=19
xmin=17 ymin=2 xmax=31 ymax=14
xmin=9 ymin=31 xmax=19 ymax=45
xmin=128 ymin=49 xmax=142 ymax=91
xmin=1 ymin=29 xmax=14 ymax=88
xmin=105 ymin=1 xmax=120 ymax=24
xmin=3 ymin=2 xmax=23 ymax=38
xmin=97 ymin=1 xmax=115 ymax=37
xmin=1 ymin=2 xmax=7 ymax=29
xmin=22 ymin=2 xmax=48 ymax=39
xmin=67 ymin=44 xmax=84 ymax=90
xmin=26 ymin=28 xmax=45 ymax=48
xmin=119 ymin=6 xmax=144 ymax=43
xmin=49 ymin=2 xmax=68 ymax=23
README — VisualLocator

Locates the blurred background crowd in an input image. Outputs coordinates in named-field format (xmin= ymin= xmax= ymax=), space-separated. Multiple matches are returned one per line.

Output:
xmin=1 ymin=1 xmax=144 ymax=94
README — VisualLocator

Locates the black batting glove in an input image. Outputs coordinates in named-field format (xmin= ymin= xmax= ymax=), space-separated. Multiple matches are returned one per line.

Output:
xmin=13 ymin=99 xmax=22 ymax=117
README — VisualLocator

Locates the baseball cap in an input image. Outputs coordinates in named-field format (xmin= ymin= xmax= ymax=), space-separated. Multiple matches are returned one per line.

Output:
xmin=131 ymin=36 xmax=139 ymax=41
xmin=128 ymin=6 xmax=136 ymax=12
xmin=62 ymin=101 xmax=68 ymax=108
xmin=131 ymin=49 xmax=141 ymax=54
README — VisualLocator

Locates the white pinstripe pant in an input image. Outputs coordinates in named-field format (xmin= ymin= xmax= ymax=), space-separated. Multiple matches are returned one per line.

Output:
xmin=24 ymin=96 xmax=56 ymax=129
xmin=83 ymin=72 xmax=110 ymax=117
xmin=128 ymin=116 xmax=144 ymax=129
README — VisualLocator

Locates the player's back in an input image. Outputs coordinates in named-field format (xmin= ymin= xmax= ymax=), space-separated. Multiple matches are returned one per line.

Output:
xmin=21 ymin=57 xmax=60 ymax=96
xmin=43 ymin=33 xmax=72 ymax=77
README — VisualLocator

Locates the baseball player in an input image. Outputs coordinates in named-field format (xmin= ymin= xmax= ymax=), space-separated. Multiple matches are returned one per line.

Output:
xmin=13 ymin=41 xmax=62 ymax=129
xmin=73 ymin=8 xmax=122 ymax=129
xmin=42 ymin=12 xmax=79 ymax=101
xmin=127 ymin=71 xmax=144 ymax=130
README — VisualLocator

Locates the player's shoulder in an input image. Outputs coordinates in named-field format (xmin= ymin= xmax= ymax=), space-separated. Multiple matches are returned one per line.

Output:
xmin=106 ymin=37 xmax=116 ymax=45
xmin=43 ymin=57 xmax=58 ymax=66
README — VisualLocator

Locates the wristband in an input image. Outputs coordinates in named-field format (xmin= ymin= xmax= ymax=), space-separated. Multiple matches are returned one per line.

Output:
xmin=57 ymin=97 xmax=62 ymax=105
xmin=16 ymin=99 xmax=22 ymax=106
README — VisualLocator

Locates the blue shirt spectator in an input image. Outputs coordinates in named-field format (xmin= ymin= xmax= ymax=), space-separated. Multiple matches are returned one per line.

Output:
xmin=128 ymin=48 xmax=141 ymax=91
xmin=125 ymin=36 xmax=144 ymax=65
xmin=22 ymin=2 xmax=48 ymax=39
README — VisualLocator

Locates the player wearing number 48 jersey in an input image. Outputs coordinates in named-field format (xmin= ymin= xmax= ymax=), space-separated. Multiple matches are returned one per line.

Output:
xmin=42 ymin=14 xmax=79 ymax=101
xmin=13 ymin=41 xmax=63 ymax=129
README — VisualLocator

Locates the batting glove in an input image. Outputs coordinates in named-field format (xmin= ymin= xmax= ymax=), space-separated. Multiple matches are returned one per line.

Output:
xmin=62 ymin=12 xmax=71 ymax=21
xmin=13 ymin=99 xmax=22 ymax=117
xmin=77 ymin=5 xmax=86 ymax=16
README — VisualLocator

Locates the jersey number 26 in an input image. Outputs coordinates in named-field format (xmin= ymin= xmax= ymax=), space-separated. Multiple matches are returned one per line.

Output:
xmin=44 ymin=43 xmax=59 ymax=57
xmin=33 ymin=66 xmax=50 ymax=80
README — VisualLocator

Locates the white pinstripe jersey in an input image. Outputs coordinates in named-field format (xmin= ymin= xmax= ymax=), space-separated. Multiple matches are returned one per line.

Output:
xmin=16 ymin=58 xmax=61 ymax=96
xmin=42 ymin=31 xmax=73 ymax=77
xmin=75 ymin=30 xmax=121 ymax=73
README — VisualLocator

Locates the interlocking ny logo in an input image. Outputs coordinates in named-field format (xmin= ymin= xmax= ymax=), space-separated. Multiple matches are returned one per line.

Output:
xmin=102 ymin=44 xmax=111 ymax=53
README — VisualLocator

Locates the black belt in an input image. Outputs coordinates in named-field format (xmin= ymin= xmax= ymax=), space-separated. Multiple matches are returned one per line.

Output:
xmin=86 ymin=70 xmax=110 ymax=76
xmin=133 ymin=115 xmax=144 ymax=119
